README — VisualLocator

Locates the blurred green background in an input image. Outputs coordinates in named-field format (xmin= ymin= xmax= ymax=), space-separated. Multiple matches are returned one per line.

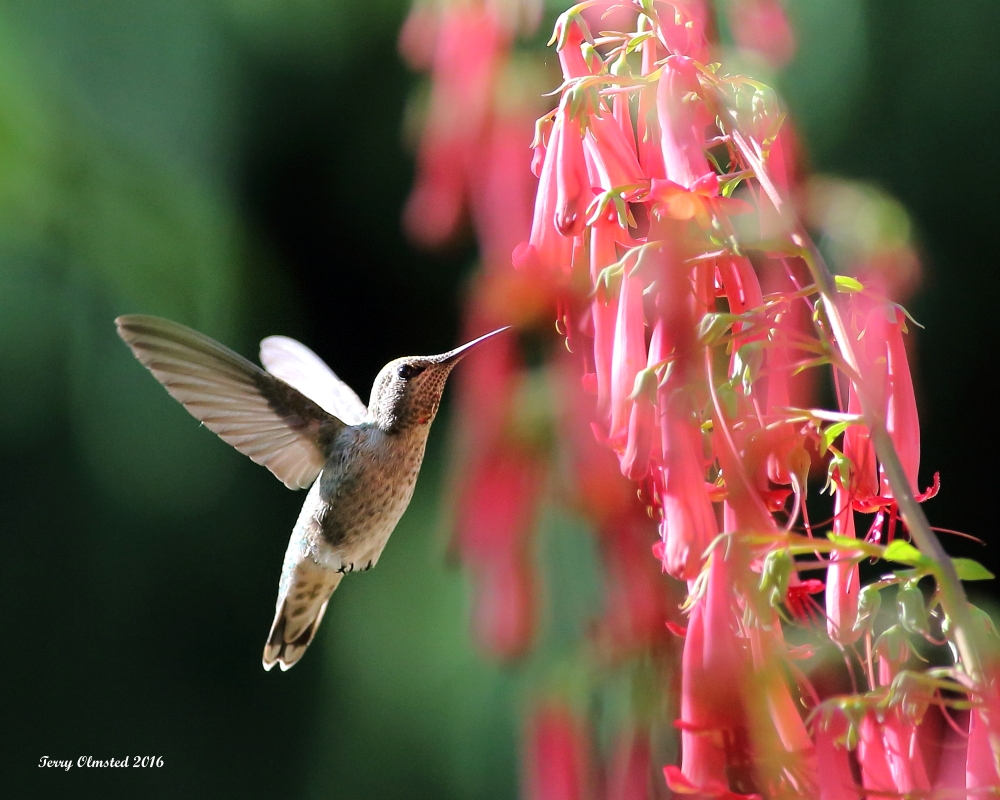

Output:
xmin=2 ymin=0 xmax=999 ymax=797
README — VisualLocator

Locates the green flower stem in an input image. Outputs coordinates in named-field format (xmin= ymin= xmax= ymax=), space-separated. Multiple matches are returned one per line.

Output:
xmin=791 ymin=232 xmax=989 ymax=690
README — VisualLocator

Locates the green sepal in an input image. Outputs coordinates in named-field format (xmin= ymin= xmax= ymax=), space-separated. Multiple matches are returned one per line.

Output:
xmin=873 ymin=623 xmax=911 ymax=664
xmin=819 ymin=420 xmax=851 ymax=455
xmin=854 ymin=583 xmax=882 ymax=635
xmin=698 ymin=312 xmax=738 ymax=346
xmin=624 ymin=30 xmax=654 ymax=55
xmin=720 ymin=174 xmax=746 ymax=198
xmin=629 ymin=366 xmax=659 ymax=403
xmin=731 ymin=343 xmax=763 ymax=395
xmin=824 ymin=448 xmax=851 ymax=494
xmin=897 ymin=582 xmax=930 ymax=637
xmin=760 ymin=549 xmax=792 ymax=608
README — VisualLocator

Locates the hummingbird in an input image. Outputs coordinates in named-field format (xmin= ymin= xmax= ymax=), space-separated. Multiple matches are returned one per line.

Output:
xmin=115 ymin=315 xmax=508 ymax=671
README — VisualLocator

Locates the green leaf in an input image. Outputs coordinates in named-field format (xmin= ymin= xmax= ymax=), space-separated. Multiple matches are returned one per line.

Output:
xmin=952 ymin=558 xmax=995 ymax=581
xmin=883 ymin=540 xmax=929 ymax=567
xmin=834 ymin=275 xmax=864 ymax=293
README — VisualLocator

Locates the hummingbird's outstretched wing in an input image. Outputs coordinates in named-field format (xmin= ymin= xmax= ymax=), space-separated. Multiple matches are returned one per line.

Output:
xmin=259 ymin=336 xmax=367 ymax=426
xmin=116 ymin=315 xmax=344 ymax=490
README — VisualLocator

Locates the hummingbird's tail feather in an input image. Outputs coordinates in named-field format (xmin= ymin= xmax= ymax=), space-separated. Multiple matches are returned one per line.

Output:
xmin=262 ymin=571 xmax=343 ymax=671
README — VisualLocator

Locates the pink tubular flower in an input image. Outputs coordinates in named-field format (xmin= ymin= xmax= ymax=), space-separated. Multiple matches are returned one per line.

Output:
xmin=514 ymin=100 xmax=587 ymax=275
xmin=878 ymin=305 xmax=920 ymax=496
xmin=825 ymin=487 xmax=862 ymax=645
xmin=967 ymin=702 xmax=1000 ymax=790
xmin=608 ymin=260 xmax=647 ymax=450
xmin=857 ymin=711 xmax=897 ymax=795
xmin=553 ymin=12 xmax=599 ymax=81
xmin=554 ymin=107 xmax=591 ymax=238
xmin=524 ymin=704 xmax=592 ymax=800
xmin=653 ymin=400 xmax=717 ymax=580
xmin=718 ymin=256 xmax=765 ymax=369
xmin=657 ymin=56 xmax=713 ymax=190
xmin=620 ymin=319 xmax=664 ymax=481
xmin=404 ymin=129 xmax=468 ymax=247
xmin=674 ymin=552 xmax=754 ymax=796
xmin=843 ymin=299 xmax=922 ymax=510
xmin=637 ymin=37 xmax=666 ymax=180
xmin=513 ymin=111 xmax=573 ymax=275
xmin=746 ymin=625 xmax=816 ymax=792
xmin=645 ymin=240 xmax=718 ymax=579
xmin=869 ymin=630 xmax=931 ymax=794
xmin=469 ymin=540 xmax=536 ymax=659
xmin=584 ymin=109 xmax=644 ymax=193
xmin=588 ymin=217 xmax=621 ymax=421
xmin=842 ymin=379 xmax=879 ymax=508
xmin=813 ymin=708 xmax=863 ymax=800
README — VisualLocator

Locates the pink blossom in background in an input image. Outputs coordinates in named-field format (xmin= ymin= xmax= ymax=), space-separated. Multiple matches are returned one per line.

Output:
xmin=605 ymin=733 xmax=652 ymax=800
xmin=453 ymin=447 xmax=541 ymax=658
xmin=728 ymin=0 xmax=796 ymax=67
xmin=524 ymin=704 xmax=592 ymax=800
xmin=402 ymin=6 xmax=508 ymax=247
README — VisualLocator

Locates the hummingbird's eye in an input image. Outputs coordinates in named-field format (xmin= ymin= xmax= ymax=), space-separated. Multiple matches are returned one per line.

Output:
xmin=396 ymin=363 xmax=424 ymax=381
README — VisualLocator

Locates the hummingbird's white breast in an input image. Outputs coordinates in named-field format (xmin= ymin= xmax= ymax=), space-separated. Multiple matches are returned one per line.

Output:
xmin=281 ymin=423 xmax=430 ymax=581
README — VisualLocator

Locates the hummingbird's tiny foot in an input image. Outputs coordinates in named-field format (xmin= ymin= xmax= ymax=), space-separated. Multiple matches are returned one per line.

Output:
xmin=363 ymin=560 xmax=373 ymax=572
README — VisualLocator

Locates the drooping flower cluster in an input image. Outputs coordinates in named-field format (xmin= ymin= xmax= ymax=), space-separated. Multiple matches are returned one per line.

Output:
xmin=403 ymin=1 xmax=1000 ymax=797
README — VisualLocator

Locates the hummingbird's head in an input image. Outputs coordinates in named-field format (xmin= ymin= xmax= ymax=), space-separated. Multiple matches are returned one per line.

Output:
xmin=368 ymin=327 xmax=510 ymax=433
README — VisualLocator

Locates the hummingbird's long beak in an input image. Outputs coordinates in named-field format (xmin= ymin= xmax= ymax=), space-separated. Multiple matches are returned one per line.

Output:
xmin=437 ymin=326 xmax=511 ymax=365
